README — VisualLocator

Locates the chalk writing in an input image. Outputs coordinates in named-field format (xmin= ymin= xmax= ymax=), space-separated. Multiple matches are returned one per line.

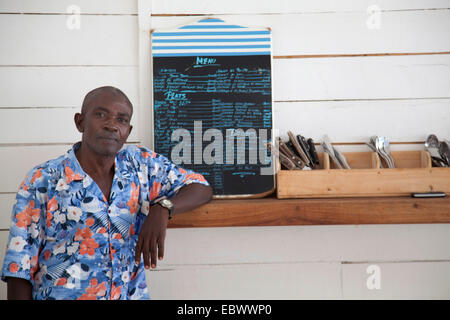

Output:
xmin=153 ymin=55 xmax=273 ymax=195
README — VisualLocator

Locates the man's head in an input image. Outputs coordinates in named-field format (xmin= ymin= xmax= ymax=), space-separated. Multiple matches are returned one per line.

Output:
xmin=74 ymin=86 xmax=133 ymax=157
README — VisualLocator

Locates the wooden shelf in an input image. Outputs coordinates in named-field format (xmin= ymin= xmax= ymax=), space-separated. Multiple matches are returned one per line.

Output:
xmin=168 ymin=196 xmax=450 ymax=228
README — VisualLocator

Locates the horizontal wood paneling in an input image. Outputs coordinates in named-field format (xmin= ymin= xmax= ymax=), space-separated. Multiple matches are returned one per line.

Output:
xmin=0 ymin=107 xmax=139 ymax=144
xmin=160 ymin=224 xmax=450 ymax=265
xmin=151 ymin=10 xmax=450 ymax=55
xmin=0 ymin=0 xmax=137 ymax=14
xmin=0 ymin=108 xmax=79 ymax=143
xmin=0 ymin=15 xmax=138 ymax=66
xmin=147 ymin=262 xmax=342 ymax=299
xmin=0 ymin=145 xmax=72 ymax=192
xmin=0 ymin=194 xmax=15 ymax=229
xmin=2 ymin=225 xmax=450 ymax=299
xmin=0 ymin=66 xmax=139 ymax=107
xmin=0 ymin=0 xmax=448 ymax=300
xmin=274 ymin=98 xmax=450 ymax=143
xmin=0 ymin=144 xmax=142 ymax=193
xmin=151 ymin=0 xmax=450 ymax=14
xmin=2 ymin=224 xmax=450 ymax=299
xmin=0 ymin=231 xmax=8 ymax=300
xmin=342 ymin=261 xmax=450 ymax=299
xmin=273 ymin=54 xmax=450 ymax=101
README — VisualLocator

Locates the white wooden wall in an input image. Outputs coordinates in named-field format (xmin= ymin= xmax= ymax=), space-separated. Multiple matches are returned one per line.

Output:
xmin=0 ymin=0 xmax=449 ymax=299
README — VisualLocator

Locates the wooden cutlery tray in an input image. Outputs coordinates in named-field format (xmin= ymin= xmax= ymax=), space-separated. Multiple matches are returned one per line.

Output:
xmin=277 ymin=151 xmax=450 ymax=198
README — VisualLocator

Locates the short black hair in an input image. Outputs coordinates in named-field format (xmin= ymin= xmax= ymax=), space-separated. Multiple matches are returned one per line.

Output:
xmin=81 ymin=86 xmax=133 ymax=115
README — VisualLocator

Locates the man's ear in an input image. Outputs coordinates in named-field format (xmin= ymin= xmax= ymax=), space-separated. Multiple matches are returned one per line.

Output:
xmin=74 ymin=113 xmax=84 ymax=133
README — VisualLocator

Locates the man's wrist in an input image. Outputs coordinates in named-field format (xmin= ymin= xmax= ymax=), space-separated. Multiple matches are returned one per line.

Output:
xmin=149 ymin=203 xmax=169 ymax=219
xmin=155 ymin=198 xmax=175 ymax=219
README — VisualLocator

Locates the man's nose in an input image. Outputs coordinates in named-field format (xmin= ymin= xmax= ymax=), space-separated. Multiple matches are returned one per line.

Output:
xmin=103 ymin=116 xmax=119 ymax=132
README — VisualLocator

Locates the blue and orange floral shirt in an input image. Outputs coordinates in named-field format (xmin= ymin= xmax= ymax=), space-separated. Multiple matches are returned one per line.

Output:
xmin=1 ymin=142 xmax=209 ymax=300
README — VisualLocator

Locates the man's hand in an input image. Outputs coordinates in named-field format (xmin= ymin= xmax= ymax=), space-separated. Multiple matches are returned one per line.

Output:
xmin=134 ymin=183 xmax=213 ymax=269
xmin=7 ymin=277 xmax=33 ymax=300
xmin=134 ymin=204 xmax=169 ymax=269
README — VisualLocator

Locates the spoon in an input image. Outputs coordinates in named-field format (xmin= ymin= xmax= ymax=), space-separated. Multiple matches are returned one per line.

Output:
xmin=321 ymin=135 xmax=343 ymax=169
xmin=425 ymin=134 xmax=442 ymax=159
xmin=381 ymin=136 xmax=395 ymax=168
xmin=439 ymin=141 xmax=450 ymax=166
xmin=376 ymin=136 xmax=393 ymax=168
xmin=368 ymin=136 xmax=385 ymax=168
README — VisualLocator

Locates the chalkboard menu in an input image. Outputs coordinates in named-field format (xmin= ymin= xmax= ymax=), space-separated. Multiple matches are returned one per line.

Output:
xmin=151 ymin=18 xmax=275 ymax=197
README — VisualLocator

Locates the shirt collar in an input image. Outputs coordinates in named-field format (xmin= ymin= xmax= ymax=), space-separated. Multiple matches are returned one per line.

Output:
xmin=63 ymin=142 xmax=131 ymax=184
xmin=62 ymin=142 xmax=86 ymax=183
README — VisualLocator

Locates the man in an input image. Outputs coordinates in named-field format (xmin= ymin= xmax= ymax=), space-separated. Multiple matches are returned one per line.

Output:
xmin=1 ymin=86 xmax=213 ymax=300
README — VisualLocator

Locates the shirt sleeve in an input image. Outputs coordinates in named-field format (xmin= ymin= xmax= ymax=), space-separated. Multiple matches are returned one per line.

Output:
xmin=138 ymin=147 xmax=210 ymax=204
xmin=1 ymin=167 xmax=45 ymax=284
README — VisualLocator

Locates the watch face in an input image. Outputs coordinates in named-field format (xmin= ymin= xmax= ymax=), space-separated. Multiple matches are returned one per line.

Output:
xmin=161 ymin=199 xmax=173 ymax=208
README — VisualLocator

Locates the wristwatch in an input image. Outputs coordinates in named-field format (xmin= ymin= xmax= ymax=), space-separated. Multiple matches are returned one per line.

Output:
xmin=156 ymin=198 xmax=174 ymax=220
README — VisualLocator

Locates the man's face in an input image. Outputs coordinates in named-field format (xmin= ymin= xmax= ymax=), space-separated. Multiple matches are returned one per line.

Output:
xmin=75 ymin=92 xmax=133 ymax=157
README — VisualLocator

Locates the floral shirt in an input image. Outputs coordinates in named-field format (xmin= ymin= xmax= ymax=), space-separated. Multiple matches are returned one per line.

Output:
xmin=1 ymin=142 xmax=209 ymax=300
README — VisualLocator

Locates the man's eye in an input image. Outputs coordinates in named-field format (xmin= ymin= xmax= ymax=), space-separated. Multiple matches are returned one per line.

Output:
xmin=118 ymin=118 xmax=129 ymax=124
xmin=95 ymin=112 xmax=105 ymax=118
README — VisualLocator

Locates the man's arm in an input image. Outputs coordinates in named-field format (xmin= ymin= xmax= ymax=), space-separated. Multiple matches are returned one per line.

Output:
xmin=135 ymin=183 xmax=213 ymax=269
xmin=166 ymin=183 xmax=213 ymax=216
xmin=7 ymin=277 xmax=33 ymax=300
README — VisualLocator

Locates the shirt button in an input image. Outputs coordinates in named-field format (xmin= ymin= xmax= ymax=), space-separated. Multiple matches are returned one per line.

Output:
xmin=108 ymin=209 xmax=111 ymax=213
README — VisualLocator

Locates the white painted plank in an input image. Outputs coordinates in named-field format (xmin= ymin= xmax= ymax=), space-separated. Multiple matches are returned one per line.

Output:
xmin=0 ymin=194 xmax=15 ymax=230
xmin=0 ymin=66 xmax=139 ymax=108
xmin=325 ymin=144 xmax=426 ymax=153
xmin=151 ymin=10 xmax=450 ymax=56
xmin=0 ymin=231 xmax=9 ymax=300
xmin=0 ymin=107 xmax=139 ymax=144
xmin=343 ymin=261 xmax=450 ymax=299
xmin=138 ymin=0 xmax=154 ymax=149
xmin=6 ymin=56 xmax=447 ymax=109
xmin=0 ymin=15 xmax=138 ymax=66
xmin=0 ymin=0 xmax=137 ymax=14
xmin=0 ymin=231 xmax=8 ymax=299
xmin=0 ymin=145 xmax=72 ymax=193
xmin=274 ymin=98 xmax=450 ymax=143
xmin=159 ymin=224 xmax=450 ymax=266
xmin=0 ymin=108 xmax=80 ymax=144
xmin=147 ymin=262 xmax=342 ymax=299
xmin=151 ymin=0 xmax=450 ymax=14
xmin=0 ymin=144 xmax=144 ymax=193
xmin=273 ymin=54 xmax=450 ymax=101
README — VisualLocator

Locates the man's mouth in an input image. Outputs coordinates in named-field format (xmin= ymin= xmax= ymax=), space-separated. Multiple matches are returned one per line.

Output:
xmin=97 ymin=136 xmax=118 ymax=142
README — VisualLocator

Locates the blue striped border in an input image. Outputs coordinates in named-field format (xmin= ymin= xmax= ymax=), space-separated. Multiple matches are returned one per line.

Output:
xmin=180 ymin=25 xmax=246 ymax=29
xmin=153 ymin=52 xmax=271 ymax=57
xmin=152 ymin=31 xmax=270 ymax=36
xmin=153 ymin=45 xmax=271 ymax=50
xmin=198 ymin=18 xmax=225 ymax=23
xmin=152 ymin=38 xmax=271 ymax=43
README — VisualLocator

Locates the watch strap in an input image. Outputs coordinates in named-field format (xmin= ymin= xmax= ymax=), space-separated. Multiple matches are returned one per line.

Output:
xmin=157 ymin=199 xmax=174 ymax=220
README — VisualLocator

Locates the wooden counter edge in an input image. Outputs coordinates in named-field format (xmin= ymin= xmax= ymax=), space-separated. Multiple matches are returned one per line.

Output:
xmin=168 ymin=196 xmax=450 ymax=228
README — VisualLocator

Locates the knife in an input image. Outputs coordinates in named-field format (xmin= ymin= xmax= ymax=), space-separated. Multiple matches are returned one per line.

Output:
xmin=307 ymin=138 xmax=320 ymax=165
xmin=277 ymin=138 xmax=306 ymax=169
xmin=287 ymin=131 xmax=310 ymax=165
xmin=298 ymin=135 xmax=315 ymax=169
xmin=267 ymin=142 xmax=299 ymax=170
